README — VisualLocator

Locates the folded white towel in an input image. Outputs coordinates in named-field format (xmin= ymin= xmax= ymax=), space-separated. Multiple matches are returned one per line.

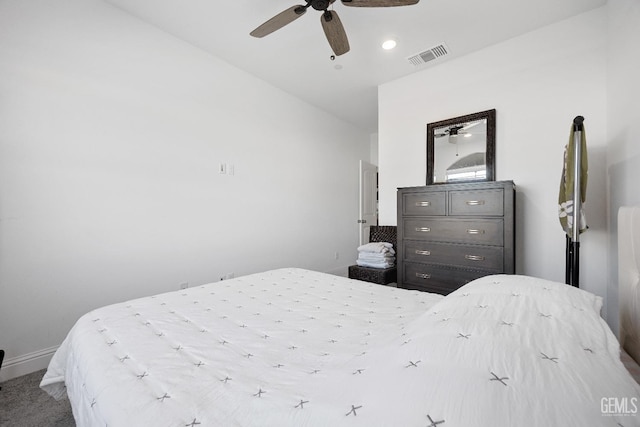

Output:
xmin=356 ymin=259 xmax=395 ymax=269
xmin=357 ymin=242 xmax=395 ymax=255
xmin=358 ymin=253 xmax=396 ymax=262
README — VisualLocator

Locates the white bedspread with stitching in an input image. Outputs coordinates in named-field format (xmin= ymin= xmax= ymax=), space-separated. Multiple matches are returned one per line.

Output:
xmin=41 ymin=269 xmax=640 ymax=426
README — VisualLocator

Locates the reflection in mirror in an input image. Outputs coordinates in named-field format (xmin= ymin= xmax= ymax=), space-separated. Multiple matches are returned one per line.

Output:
xmin=446 ymin=151 xmax=486 ymax=182
xmin=427 ymin=109 xmax=495 ymax=185
xmin=434 ymin=118 xmax=487 ymax=182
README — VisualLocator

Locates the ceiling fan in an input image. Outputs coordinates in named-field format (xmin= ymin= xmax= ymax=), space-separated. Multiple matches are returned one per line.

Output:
xmin=435 ymin=125 xmax=466 ymax=139
xmin=250 ymin=0 xmax=420 ymax=57
xmin=435 ymin=120 xmax=486 ymax=142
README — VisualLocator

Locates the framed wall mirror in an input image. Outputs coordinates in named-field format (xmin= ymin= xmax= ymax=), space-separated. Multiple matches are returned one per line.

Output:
xmin=426 ymin=109 xmax=496 ymax=185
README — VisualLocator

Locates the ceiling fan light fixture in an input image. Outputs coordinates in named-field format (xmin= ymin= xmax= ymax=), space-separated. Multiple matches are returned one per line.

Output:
xmin=448 ymin=127 xmax=459 ymax=144
xmin=382 ymin=39 xmax=397 ymax=50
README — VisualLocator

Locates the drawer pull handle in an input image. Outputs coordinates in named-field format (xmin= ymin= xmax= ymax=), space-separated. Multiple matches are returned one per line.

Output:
xmin=467 ymin=229 xmax=485 ymax=235
xmin=415 ymin=227 xmax=431 ymax=233
xmin=465 ymin=255 xmax=485 ymax=261
xmin=415 ymin=201 xmax=431 ymax=207
xmin=415 ymin=273 xmax=431 ymax=279
xmin=415 ymin=250 xmax=431 ymax=256
xmin=466 ymin=200 xmax=485 ymax=206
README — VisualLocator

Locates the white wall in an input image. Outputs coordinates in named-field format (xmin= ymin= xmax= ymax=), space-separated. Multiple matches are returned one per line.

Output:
xmin=0 ymin=0 xmax=370 ymax=380
xmin=369 ymin=133 xmax=379 ymax=167
xmin=605 ymin=0 xmax=640 ymax=334
xmin=379 ymin=9 xmax=608 ymax=310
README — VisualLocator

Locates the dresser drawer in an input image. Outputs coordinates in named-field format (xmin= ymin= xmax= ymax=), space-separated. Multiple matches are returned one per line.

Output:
xmin=403 ymin=218 xmax=503 ymax=245
xmin=402 ymin=191 xmax=446 ymax=216
xmin=449 ymin=189 xmax=504 ymax=216
xmin=402 ymin=262 xmax=487 ymax=295
xmin=404 ymin=241 xmax=504 ymax=271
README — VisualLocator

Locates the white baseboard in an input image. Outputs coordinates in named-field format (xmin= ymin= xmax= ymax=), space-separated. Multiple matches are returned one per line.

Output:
xmin=0 ymin=346 xmax=58 ymax=382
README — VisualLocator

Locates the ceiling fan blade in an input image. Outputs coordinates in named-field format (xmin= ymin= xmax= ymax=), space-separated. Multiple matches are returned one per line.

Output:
xmin=460 ymin=120 xmax=483 ymax=131
xmin=321 ymin=10 xmax=350 ymax=56
xmin=341 ymin=0 xmax=419 ymax=7
xmin=250 ymin=5 xmax=307 ymax=38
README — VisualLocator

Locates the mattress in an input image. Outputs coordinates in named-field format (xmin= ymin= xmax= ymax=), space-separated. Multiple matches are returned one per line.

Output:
xmin=41 ymin=268 xmax=640 ymax=426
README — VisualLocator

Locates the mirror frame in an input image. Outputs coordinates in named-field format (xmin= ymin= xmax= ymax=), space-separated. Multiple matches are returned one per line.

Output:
xmin=426 ymin=109 xmax=496 ymax=185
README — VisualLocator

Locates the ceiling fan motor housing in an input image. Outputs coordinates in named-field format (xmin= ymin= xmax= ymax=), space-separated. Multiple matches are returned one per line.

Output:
xmin=309 ymin=0 xmax=334 ymax=11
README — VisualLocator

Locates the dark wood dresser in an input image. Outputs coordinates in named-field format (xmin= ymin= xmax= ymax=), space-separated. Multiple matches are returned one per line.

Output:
xmin=397 ymin=180 xmax=515 ymax=295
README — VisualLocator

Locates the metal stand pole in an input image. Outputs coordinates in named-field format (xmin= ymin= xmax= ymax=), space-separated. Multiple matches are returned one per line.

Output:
xmin=0 ymin=349 xmax=4 ymax=390
xmin=565 ymin=234 xmax=571 ymax=285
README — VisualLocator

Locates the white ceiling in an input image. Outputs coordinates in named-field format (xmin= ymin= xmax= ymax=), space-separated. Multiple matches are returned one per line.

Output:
xmin=104 ymin=0 xmax=606 ymax=133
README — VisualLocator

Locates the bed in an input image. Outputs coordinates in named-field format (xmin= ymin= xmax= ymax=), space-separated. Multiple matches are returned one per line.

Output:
xmin=41 ymin=217 xmax=640 ymax=426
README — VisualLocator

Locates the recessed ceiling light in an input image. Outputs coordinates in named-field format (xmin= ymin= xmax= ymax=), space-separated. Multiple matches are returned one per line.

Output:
xmin=382 ymin=39 xmax=397 ymax=50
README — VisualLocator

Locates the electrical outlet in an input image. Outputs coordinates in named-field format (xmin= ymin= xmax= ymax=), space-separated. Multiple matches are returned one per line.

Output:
xmin=179 ymin=282 xmax=189 ymax=290
xmin=219 ymin=163 xmax=227 ymax=174
xmin=334 ymin=251 xmax=340 ymax=260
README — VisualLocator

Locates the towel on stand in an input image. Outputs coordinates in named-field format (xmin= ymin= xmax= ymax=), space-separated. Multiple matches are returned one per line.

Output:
xmin=357 ymin=242 xmax=395 ymax=255
xmin=356 ymin=242 xmax=396 ymax=269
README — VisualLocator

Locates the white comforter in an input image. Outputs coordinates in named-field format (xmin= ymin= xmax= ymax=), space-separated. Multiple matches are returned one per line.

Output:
xmin=41 ymin=269 xmax=640 ymax=426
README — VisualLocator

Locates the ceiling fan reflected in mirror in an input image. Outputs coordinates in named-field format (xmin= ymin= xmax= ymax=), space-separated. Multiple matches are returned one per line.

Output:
xmin=250 ymin=0 xmax=420 ymax=57
xmin=434 ymin=125 xmax=465 ymax=140
xmin=435 ymin=119 xmax=487 ymax=143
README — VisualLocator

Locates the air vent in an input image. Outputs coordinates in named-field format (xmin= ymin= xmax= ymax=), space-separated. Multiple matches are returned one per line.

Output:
xmin=407 ymin=43 xmax=449 ymax=66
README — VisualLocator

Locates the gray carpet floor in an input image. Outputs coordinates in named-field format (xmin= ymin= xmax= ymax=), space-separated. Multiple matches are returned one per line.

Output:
xmin=0 ymin=370 xmax=75 ymax=427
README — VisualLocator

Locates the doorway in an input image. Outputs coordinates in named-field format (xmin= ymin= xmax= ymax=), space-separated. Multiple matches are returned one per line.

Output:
xmin=358 ymin=160 xmax=378 ymax=245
